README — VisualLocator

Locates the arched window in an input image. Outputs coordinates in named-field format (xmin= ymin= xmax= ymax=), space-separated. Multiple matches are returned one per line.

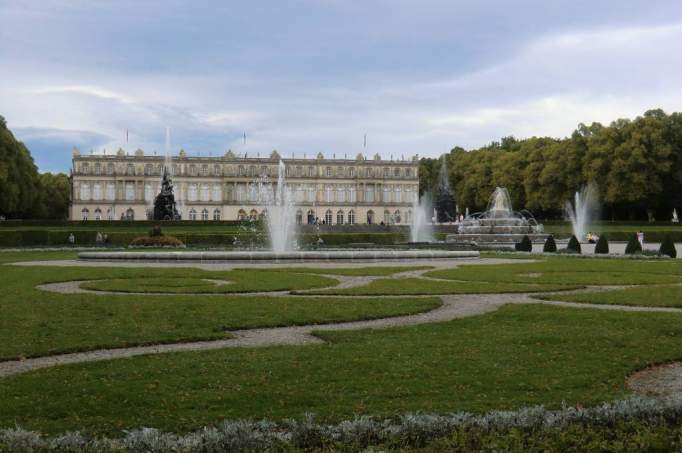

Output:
xmin=188 ymin=184 xmax=198 ymax=201
xmin=94 ymin=208 xmax=102 ymax=221
xmin=237 ymin=209 xmax=246 ymax=220
xmin=81 ymin=208 xmax=89 ymax=220
xmin=213 ymin=209 xmax=221 ymax=221
xmin=394 ymin=210 xmax=401 ymax=224
xmin=212 ymin=185 xmax=222 ymax=201
xmin=125 ymin=208 xmax=135 ymax=221
xmin=201 ymin=208 xmax=209 ymax=221
xmin=325 ymin=209 xmax=333 ymax=225
xmin=296 ymin=210 xmax=303 ymax=225
xmin=307 ymin=209 xmax=315 ymax=224
xmin=365 ymin=185 xmax=374 ymax=202
xmin=348 ymin=210 xmax=355 ymax=225
xmin=189 ymin=209 xmax=197 ymax=221
xmin=80 ymin=183 xmax=90 ymax=201
xmin=258 ymin=210 xmax=267 ymax=221
xmin=384 ymin=210 xmax=390 ymax=224
xmin=106 ymin=207 xmax=114 ymax=221
xmin=337 ymin=186 xmax=346 ymax=203
xmin=367 ymin=210 xmax=374 ymax=224
xmin=336 ymin=210 xmax=344 ymax=225
xmin=249 ymin=209 xmax=258 ymax=220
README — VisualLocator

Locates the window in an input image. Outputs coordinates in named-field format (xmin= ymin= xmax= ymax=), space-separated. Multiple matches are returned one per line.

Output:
xmin=201 ymin=208 xmax=209 ymax=221
xmin=325 ymin=185 xmax=333 ymax=203
xmin=106 ymin=183 xmax=115 ymax=201
xmin=307 ymin=209 xmax=315 ymax=224
xmin=144 ymin=164 xmax=153 ymax=175
xmin=212 ymin=185 xmax=222 ymax=201
xmin=406 ymin=210 xmax=412 ymax=224
xmin=201 ymin=165 xmax=208 ymax=176
xmin=94 ymin=208 xmax=102 ymax=221
xmin=214 ymin=164 xmax=221 ymax=176
xmin=394 ymin=167 xmax=400 ymax=177
xmin=93 ymin=184 xmax=102 ymax=201
xmin=336 ymin=186 xmax=345 ymax=203
xmin=384 ymin=210 xmax=390 ymax=224
xmin=188 ymin=184 xmax=198 ymax=202
xmin=81 ymin=163 xmax=89 ymax=174
xmin=213 ymin=209 xmax=221 ymax=220
xmin=125 ymin=184 xmax=135 ymax=201
xmin=367 ymin=210 xmax=374 ymax=224
xmin=337 ymin=166 xmax=343 ymax=177
xmin=296 ymin=210 xmax=303 ymax=225
xmin=237 ymin=209 xmax=247 ymax=220
xmin=189 ymin=209 xmax=197 ymax=220
xmin=395 ymin=186 xmax=402 ymax=203
xmin=81 ymin=208 xmax=89 ymax=220
xmin=260 ymin=165 xmax=268 ymax=176
xmin=326 ymin=167 xmax=332 ymax=177
xmin=306 ymin=185 xmax=316 ymax=202
xmin=107 ymin=208 xmax=114 ymax=221
xmin=347 ymin=210 xmax=355 ymax=225
xmin=80 ymin=183 xmax=90 ymax=201
xmin=348 ymin=167 xmax=355 ymax=177
xmin=248 ymin=184 xmax=258 ymax=202
xmin=296 ymin=166 xmax=302 ymax=177
xmin=405 ymin=168 xmax=411 ymax=177
xmin=125 ymin=208 xmax=135 ymax=221
xmin=94 ymin=163 xmax=101 ymax=175
xmin=200 ymin=184 xmax=210 ymax=202
xmin=394 ymin=210 xmax=401 ymax=224
xmin=249 ymin=166 xmax=256 ymax=177
xmin=308 ymin=166 xmax=315 ymax=177
xmin=126 ymin=164 xmax=135 ymax=176
xmin=325 ymin=209 xmax=333 ymax=224
xmin=336 ymin=210 xmax=344 ymax=225
xmin=189 ymin=165 xmax=197 ymax=176
xmin=365 ymin=185 xmax=374 ymax=202
xmin=238 ymin=166 xmax=245 ymax=176
xmin=349 ymin=186 xmax=357 ymax=203
xmin=383 ymin=167 xmax=389 ymax=178
xmin=106 ymin=163 xmax=114 ymax=175
xmin=383 ymin=186 xmax=391 ymax=203
xmin=144 ymin=184 xmax=154 ymax=202
xmin=236 ymin=184 xmax=246 ymax=202
xmin=249 ymin=209 xmax=258 ymax=220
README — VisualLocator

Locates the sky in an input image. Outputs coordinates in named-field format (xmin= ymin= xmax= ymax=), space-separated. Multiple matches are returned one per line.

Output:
xmin=2 ymin=0 xmax=682 ymax=172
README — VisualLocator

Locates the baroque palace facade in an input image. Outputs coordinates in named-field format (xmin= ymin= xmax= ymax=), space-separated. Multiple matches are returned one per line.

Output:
xmin=70 ymin=148 xmax=420 ymax=225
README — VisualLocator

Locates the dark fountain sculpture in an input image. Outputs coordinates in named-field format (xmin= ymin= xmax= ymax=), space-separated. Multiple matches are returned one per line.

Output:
xmin=435 ymin=155 xmax=456 ymax=222
xmin=153 ymin=167 xmax=181 ymax=220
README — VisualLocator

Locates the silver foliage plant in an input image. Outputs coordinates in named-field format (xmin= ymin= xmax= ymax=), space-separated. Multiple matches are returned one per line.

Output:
xmin=2 ymin=395 xmax=682 ymax=452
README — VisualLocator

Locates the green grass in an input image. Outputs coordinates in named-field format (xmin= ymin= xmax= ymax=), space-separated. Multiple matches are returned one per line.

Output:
xmin=542 ymin=284 xmax=682 ymax=308
xmin=4 ymin=304 xmax=682 ymax=435
xmin=257 ymin=265 xmax=433 ymax=276
xmin=0 ymin=261 xmax=439 ymax=359
xmin=301 ymin=277 xmax=578 ymax=295
xmin=80 ymin=270 xmax=337 ymax=294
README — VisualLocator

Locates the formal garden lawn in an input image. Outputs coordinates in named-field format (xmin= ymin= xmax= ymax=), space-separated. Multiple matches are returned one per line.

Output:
xmin=4 ymin=251 xmax=682 ymax=441
xmin=542 ymin=284 xmax=682 ymax=308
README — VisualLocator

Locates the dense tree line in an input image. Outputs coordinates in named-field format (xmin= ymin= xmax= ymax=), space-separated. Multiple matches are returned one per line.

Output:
xmin=420 ymin=109 xmax=682 ymax=220
xmin=0 ymin=116 xmax=70 ymax=219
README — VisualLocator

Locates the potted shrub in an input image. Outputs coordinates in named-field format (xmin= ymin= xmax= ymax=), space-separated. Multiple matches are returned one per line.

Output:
xmin=543 ymin=235 xmax=557 ymax=253
xmin=515 ymin=235 xmax=532 ymax=252
xmin=566 ymin=235 xmax=581 ymax=254
xmin=659 ymin=233 xmax=677 ymax=258
xmin=625 ymin=234 xmax=642 ymax=255
xmin=594 ymin=234 xmax=609 ymax=254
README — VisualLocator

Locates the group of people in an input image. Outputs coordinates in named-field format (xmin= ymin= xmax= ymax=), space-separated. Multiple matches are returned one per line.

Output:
xmin=67 ymin=232 xmax=108 ymax=247
xmin=587 ymin=230 xmax=645 ymax=245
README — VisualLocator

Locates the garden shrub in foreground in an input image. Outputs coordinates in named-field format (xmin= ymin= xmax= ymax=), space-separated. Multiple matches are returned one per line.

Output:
xmin=542 ymin=235 xmax=557 ymax=253
xmin=659 ymin=233 xmax=677 ymax=258
xmin=594 ymin=234 xmax=609 ymax=254
xmin=566 ymin=235 xmax=581 ymax=254
xmin=625 ymin=234 xmax=643 ymax=255
xmin=129 ymin=235 xmax=185 ymax=248
xmin=515 ymin=235 xmax=532 ymax=252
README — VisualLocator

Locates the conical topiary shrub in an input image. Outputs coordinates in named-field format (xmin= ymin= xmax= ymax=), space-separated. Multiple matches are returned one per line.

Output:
xmin=625 ymin=233 xmax=642 ymax=255
xmin=659 ymin=233 xmax=677 ymax=258
xmin=594 ymin=234 xmax=609 ymax=254
xmin=543 ymin=235 xmax=557 ymax=253
xmin=515 ymin=235 xmax=532 ymax=252
xmin=566 ymin=235 xmax=581 ymax=253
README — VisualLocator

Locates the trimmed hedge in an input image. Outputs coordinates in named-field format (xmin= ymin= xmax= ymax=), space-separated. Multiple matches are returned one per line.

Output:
xmin=543 ymin=235 xmax=557 ymax=253
xmin=625 ymin=234 xmax=643 ymax=255
xmin=659 ymin=233 xmax=677 ymax=258
xmin=594 ymin=235 xmax=609 ymax=254
xmin=566 ymin=235 xmax=581 ymax=253
xmin=515 ymin=235 xmax=532 ymax=252
xmin=129 ymin=236 xmax=185 ymax=248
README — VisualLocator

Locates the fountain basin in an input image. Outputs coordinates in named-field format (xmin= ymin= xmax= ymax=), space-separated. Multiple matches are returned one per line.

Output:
xmin=78 ymin=250 xmax=479 ymax=263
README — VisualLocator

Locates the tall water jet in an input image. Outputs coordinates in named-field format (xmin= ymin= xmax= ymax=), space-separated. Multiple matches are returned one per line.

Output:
xmin=264 ymin=160 xmax=296 ymax=253
xmin=435 ymin=155 xmax=456 ymax=222
xmin=564 ymin=184 xmax=599 ymax=241
xmin=410 ymin=192 xmax=434 ymax=242
xmin=152 ymin=127 xmax=181 ymax=220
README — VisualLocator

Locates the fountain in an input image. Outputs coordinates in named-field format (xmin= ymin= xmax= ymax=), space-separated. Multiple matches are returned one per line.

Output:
xmin=434 ymin=155 xmax=456 ymax=223
xmin=410 ymin=192 xmax=434 ymax=243
xmin=263 ymin=160 xmax=296 ymax=252
xmin=564 ymin=184 xmax=599 ymax=242
xmin=152 ymin=128 xmax=181 ymax=221
xmin=451 ymin=187 xmax=546 ymax=244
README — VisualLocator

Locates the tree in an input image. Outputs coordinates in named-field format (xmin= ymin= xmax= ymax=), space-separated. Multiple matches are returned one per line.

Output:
xmin=567 ymin=235 xmax=581 ymax=253
xmin=543 ymin=235 xmax=557 ymax=253
xmin=625 ymin=234 xmax=642 ymax=255
xmin=659 ymin=234 xmax=677 ymax=258
xmin=515 ymin=235 xmax=532 ymax=252
xmin=0 ymin=115 xmax=41 ymax=218
xmin=594 ymin=235 xmax=609 ymax=254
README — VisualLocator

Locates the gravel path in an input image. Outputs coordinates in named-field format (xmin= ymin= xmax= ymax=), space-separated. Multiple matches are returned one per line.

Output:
xmin=628 ymin=363 xmax=682 ymax=396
